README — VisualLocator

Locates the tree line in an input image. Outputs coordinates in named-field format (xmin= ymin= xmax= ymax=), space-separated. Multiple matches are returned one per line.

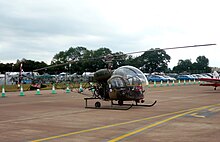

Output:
xmin=0 ymin=46 xmax=211 ymax=74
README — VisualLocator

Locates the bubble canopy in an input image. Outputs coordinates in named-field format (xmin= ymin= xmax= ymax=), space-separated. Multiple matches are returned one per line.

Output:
xmin=109 ymin=66 xmax=148 ymax=88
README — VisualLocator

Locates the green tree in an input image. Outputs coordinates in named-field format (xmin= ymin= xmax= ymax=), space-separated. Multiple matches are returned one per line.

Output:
xmin=51 ymin=47 xmax=113 ymax=74
xmin=82 ymin=47 xmax=112 ymax=73
xmin=13 ymin=59 xmax=48 ymax=74
xmin=112 ymin=52 xmax=128 ymax=68
xmin=173 ymin=59 xmax=193 ymax=73
xmin=51 ymin=46 xmax=89 ymax=74
xmin=191 ymin=56 xmax=211 ymax=73
xmin=196 ymin=56 xmax=209 ymax=66
xmin=136 ymin=48 xmax=171 ymax=73
xmin=173 ymin=56 xmax=211 ymax=73
xmin=0 ymin=59 xmax=47 ymax=74
xmin=0 ymin=63 xmax=4 ymax=73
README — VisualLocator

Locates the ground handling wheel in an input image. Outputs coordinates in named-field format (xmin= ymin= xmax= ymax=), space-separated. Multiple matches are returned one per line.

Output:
xmin=95 ymin=101 xmax=101 ymax=108
xmin=118 ymin=100 xmax=123 ymax=106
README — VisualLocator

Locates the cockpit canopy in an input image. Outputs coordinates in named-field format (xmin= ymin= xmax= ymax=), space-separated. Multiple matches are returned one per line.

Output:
xmin=108 ymin=66 xmax=148 ymax=89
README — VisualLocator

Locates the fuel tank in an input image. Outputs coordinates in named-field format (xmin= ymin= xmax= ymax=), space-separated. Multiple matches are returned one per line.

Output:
xmin=94 ymin=69 xmax=112 ymax=82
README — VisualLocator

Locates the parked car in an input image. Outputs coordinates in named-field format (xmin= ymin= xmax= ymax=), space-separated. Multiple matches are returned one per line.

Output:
xmin=163 ymin=75 xmax=176 ymax=81
xmin=193 ymin=74 xmax=210 ymax=79
xmin=148 ymin=75 xmax=169 ymax=82
xmin=176 ymin=75 xmax=195 ymax=81
xmin=205 ymin=73 xmax=213 ymax=78
xmin=201 ymin=74 xmax=212 ymax=78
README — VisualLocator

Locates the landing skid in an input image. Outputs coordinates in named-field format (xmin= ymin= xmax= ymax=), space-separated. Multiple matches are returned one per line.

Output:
xmin=134 ymin=100 xmax=157 ymax=107
xmin=111 ymin=100 xmax=157 ymax=107
xmin=84 ymin=97 xmax=157 ymax=110
xmin=84 ymin=97 xmax=133 ymax=110
xmin=85 ymin=104 xmax=133 ymax=110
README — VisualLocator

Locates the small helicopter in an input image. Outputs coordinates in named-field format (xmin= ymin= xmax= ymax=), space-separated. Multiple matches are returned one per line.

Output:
xmin=84 ymin=44 xmax=216 ymax=109
xmin=33 ymin=44 xmax=216 ymax=110
xmin=84 ymin=62 xmax=157 ymax=110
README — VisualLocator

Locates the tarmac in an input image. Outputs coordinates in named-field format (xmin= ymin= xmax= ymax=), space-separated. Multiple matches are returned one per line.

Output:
xmin=0 ymin=84 xmax=220 ymax=142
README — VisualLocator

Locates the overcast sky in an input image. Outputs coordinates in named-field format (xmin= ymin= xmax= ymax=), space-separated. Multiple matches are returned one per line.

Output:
xmin=0 ymin=0 xmax=219 ymax=68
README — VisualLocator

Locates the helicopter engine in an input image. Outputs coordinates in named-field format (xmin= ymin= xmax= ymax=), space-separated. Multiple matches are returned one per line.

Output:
xmin=94 ymin=69 xmax=112 ymax=82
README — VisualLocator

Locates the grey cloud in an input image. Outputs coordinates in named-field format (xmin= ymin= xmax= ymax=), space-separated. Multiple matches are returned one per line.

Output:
xmin=0 ymin=0 xmax=218 ymax=68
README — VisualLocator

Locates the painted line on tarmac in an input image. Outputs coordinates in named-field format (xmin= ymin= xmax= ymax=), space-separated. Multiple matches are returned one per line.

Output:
xmin=208 ymin=107 xmax=220 ymax=113
xmin=188 ymin=106 xmax=220 ymax=118
xmin=31 ymin=103 xmax=220 ymax=142
xmin=189 ymin=113 xmax=206 ymax=118
xmin=107 ymin=103 xmax=220 ymax=142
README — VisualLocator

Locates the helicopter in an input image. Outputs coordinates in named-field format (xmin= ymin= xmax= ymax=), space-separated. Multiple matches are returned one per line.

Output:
xmin=33 ymin=44 xmax=216 ymax=110
xmin=84 ymin=44 xmax=216 ymax=109
xmin=84 ymin=61 xmax=157 ymax=110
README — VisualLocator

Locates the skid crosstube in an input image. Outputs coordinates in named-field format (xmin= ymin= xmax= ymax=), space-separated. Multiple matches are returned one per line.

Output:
xmin=111 ymin=100 xmax=157 ymax=107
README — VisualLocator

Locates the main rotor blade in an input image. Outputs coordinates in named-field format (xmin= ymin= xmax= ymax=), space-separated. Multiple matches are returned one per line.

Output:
xmin=125 ymin=43 xmax=216 ymax=55
xmin=33 ymin=43 xmax=216 ymax=72
xmin=33 ymin=60 xmax=76 ymax=72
